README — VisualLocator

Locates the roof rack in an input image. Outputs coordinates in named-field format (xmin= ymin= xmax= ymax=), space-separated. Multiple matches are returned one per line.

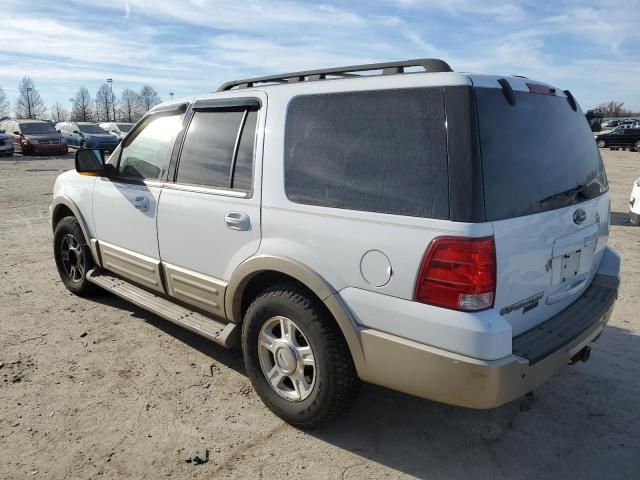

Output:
xmin=217 ymin=58 xmax=452 ymax=91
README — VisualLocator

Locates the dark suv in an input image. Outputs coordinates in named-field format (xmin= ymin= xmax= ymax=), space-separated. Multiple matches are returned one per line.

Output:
xmin=0 ymin=119 xmax=68 ymax=156
xmin=595 ymin=127 xmax=640 ymax=150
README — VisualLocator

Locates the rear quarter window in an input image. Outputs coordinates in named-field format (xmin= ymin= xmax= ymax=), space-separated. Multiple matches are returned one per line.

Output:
xmin=284 ymin=87 xmax=449 ymax=219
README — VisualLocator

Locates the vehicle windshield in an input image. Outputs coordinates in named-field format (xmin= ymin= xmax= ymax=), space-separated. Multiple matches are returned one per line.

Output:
xmin=19 ymin=122 xmax=57 ymax=135
xmin=117 ymin=124 xmax=133 ymax=132
xmin=476 ymin=88 xmax=608 ymax=220
xmin=79 ymin=124 xmax=108 ymax=134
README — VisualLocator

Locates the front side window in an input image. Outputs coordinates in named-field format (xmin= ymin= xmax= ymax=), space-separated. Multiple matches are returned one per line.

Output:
xmin=175 ymin=108 xmax=258 ymax=191
xmin=118 ymin=114 xmax=182 ymax=180
xmin=284 ymin=88 xmax=449 ymax=218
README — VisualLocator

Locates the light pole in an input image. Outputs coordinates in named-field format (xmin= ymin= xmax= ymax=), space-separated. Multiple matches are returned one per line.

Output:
xmin=169 ymin=92 xmax=174 ymax=100
xmin=107 ymin=78 xmax=114 ymax=122
xmin=26 ymin=87 xmax=33 ymax=119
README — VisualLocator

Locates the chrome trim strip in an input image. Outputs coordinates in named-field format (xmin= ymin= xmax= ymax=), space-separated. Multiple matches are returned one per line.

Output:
xmin=162 ymin=182 xmax=247 ymax=198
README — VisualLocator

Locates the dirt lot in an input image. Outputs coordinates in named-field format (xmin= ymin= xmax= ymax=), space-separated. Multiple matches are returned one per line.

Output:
xmin=1 ymin=149 xmax=639 ymax=480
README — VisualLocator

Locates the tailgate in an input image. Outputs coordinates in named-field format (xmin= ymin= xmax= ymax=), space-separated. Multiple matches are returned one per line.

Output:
xmin=493 ymin=195 xmax=610 ymax=335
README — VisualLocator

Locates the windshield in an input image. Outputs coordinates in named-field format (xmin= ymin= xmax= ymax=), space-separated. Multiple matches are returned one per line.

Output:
xmin=476 ymin=87 xmax=608 ymax=221
xmin=20 ymin=122 xmax=57 ymax=135
xmin=79 ymin=124 xmax=108 ymax=134
xmin=117 ymin=124 xmax=133 ymax=132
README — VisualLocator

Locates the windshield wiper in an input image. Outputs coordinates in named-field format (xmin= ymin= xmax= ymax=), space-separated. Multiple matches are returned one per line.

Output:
xmin=538 ymin=184 xmax=588 ymax=205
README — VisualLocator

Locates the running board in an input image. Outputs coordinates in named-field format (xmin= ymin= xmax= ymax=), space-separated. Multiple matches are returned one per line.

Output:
xmin=87 ymin=268 xmax=238 ymax=348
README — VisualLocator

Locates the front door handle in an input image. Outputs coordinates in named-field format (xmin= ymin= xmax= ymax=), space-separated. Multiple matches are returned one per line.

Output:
xmin=225 ymin=212 xmax=251 ymax=231
xmin=133 ymin=196 xmax=150 ymax=212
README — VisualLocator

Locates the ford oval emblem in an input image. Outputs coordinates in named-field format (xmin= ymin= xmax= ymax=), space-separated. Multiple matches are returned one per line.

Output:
xmin=573 ymin=208 xmax=586 ymax=225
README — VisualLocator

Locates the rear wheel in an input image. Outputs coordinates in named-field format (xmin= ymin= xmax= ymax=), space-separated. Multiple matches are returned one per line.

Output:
xmin=53 ymin=216 xmax=99 ymax=296
xmin=80 ymin=140 xmax=87 ymax=149
xmin=597 ymin=139 xmax=606 ymax=148
xmin=634 ymin=140 xmax=640 ymax=152
xmin=242 ymin=284 xmax=360 ymax=429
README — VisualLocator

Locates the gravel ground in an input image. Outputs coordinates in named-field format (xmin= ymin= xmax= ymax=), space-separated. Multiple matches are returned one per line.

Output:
xmin=1 ymin=149 xmax=639 ymax=480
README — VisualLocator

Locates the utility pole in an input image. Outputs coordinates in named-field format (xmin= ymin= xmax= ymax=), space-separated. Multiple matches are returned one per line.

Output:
xmin=26 ymin=87 xmax=33 ymax=119
xmin=107 ymin=78 xmax=114 ymax=122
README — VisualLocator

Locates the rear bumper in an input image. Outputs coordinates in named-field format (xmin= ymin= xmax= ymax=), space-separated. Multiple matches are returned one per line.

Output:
xmin=357 ymin=271 xmax=619 ymax=409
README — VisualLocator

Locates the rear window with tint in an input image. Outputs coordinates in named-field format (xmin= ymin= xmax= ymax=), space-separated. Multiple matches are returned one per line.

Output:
xmin=476 ymin=88 xmax=608 ymax=221
xmin=284 ymin=88 xmax=449 ymax=219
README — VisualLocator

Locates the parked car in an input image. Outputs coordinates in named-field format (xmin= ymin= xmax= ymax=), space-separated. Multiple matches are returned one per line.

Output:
xmin=50 ymin=59 xmax=620 ymax=428
xmin=56 ymin=122 xmax=119 ymax=152
xmin=595 ymin=127 xmax=640 ymax=149
xmin=99 ymin=122 xmax=134 ymax=141
xmin=0 ymin=119 xmax=67 ymax=156
xmin=630 ymin=178 xmax=640 ymax=225
xmin=602 ymin=119 xmax=620 ymax=128
xmin=0 ymin=128 xmax=13 ymax=156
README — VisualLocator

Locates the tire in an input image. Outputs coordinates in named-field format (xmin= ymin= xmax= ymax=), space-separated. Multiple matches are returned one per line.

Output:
xmin=242 ymin=284 xmax=360 ymax=429
xmin=597 ymin=140 xmax=606 ymax=148
xmin=635 ymin=140 xmax=640 ymax=152
xmin=80 ymin=141 xmax=87 ymax=149
xmin=53 ymin=216 xmax=99 ymax=297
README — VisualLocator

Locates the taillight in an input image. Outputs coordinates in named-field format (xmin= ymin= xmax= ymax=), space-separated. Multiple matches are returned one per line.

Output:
xmin=414 ymin=236 xmax=496 ymax=311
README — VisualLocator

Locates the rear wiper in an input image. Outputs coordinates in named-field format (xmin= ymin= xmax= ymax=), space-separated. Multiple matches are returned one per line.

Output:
xmin=538 ymin=185 xmax=588 ymax=205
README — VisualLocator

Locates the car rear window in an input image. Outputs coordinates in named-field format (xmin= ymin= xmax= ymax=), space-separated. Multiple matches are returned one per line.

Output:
xmin=284 ymin=88 xmax=449 ymax=219
xmin=476 ymin=88 xmax=608 ymax=221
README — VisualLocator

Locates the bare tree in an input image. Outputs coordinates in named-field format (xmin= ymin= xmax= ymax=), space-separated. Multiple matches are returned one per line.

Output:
xmin=71 ymin=86 xmax=94 ymax=122
xmin=95 ymin=83 xmax=116 ymax=122
xmin=595 ymin=101 xmax=631 ymax=118
xmin=136 ymin=85 xmax=161 ymax=114
xmin=0 ymin=86 xmax=9 ymax=118
xmin=50 ymin=102 xmax=69 ymax=123
xmin=118 ymin=88 xmax=140 ymax=122
xmin=14 ymin=77 xmax=47 ymax=119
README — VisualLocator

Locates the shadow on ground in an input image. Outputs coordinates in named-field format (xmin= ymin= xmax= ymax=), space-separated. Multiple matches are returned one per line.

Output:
xmin=93 ymin=290 xmax=640 ymax=479
xmin=610 ymin=211 xmax=636 ymax=227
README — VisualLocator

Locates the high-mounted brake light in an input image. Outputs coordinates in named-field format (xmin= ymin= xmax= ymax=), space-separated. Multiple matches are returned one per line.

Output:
xmin=526 ymin=82 xmax=556 ymax=96
xmin=414 ymin=236 xmax=496 ymax=312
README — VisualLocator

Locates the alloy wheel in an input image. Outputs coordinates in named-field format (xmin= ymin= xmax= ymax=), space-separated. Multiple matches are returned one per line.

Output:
xmin=60 ymin=233 xmax=85 ymax=283
xmin=257 ymin=315 xmax=316 ymax=401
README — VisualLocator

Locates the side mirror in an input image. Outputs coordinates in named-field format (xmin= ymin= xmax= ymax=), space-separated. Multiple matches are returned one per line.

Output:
xmin=13 ymin=131 xmax=20 ymax=136
xmin=73 ymin=130 xmax=79 ymax=134
xmin=75 ymin=149 xmax=112 ymax=177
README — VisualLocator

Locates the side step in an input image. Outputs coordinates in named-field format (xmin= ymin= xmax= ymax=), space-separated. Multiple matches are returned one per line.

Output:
xmin=87 ymin=268 xmax=239 ymax=348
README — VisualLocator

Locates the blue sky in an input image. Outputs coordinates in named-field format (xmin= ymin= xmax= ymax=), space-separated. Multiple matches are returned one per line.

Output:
xmin=1 ymin=0 xmax=638 ymax=112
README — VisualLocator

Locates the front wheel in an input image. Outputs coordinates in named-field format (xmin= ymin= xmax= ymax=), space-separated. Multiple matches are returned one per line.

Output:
xmin=53 ymin=216 xmax=99 ymax=296
xmin=242 ymin=284 xmax=360 ymax=429
xmin=634 ymin=140 xmax=640 ymax=152
xmin=597 ymin=139 xmax=606 ymax=148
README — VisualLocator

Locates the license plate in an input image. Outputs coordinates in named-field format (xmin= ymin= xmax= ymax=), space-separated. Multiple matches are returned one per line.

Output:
xmin=560 ymin=251 xmax=581 ymax=284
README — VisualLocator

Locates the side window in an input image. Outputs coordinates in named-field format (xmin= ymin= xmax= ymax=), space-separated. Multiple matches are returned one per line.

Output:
xmin=175 ymin=107 xmax=257 ymax=191
xmin=284 ymin=88 xmax=449 ymax=219
xmin=118 ymin=114 xmax=182 ymax=180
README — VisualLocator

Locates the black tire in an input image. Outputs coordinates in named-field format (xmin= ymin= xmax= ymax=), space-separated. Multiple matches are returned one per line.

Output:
xmin=53 ymin=216 xmax=99 ymax=297
xmin=80 ymin=141 xmax=87 ymax=149
xmin=635 ymin=140 xmax=640 ymax=152
xmin=242 ymin=284 xmax=360 ymax=429
xmin=597 ymin=139 xmax=606 ymax=148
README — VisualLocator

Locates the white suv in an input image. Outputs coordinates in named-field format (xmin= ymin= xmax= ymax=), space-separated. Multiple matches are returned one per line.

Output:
xmin=50 ymin=59 xmax=620 ymax=428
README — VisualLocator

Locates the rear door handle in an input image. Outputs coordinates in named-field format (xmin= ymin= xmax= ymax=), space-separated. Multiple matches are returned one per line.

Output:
xmin=133 ymin=196 xmax=150 ymax=212
xmin=225 ymin=212 xmax=251 ymax=231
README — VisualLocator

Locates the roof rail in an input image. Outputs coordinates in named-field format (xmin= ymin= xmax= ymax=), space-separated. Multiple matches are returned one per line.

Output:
xmin=217 ymin=58 xmax=453 ymax=91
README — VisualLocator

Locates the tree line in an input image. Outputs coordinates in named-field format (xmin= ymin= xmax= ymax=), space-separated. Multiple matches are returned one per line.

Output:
xmin=0 ymin=77 xmax=163 ymax=124
xmin=594 ymin=101 xmax=639 ymax=118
